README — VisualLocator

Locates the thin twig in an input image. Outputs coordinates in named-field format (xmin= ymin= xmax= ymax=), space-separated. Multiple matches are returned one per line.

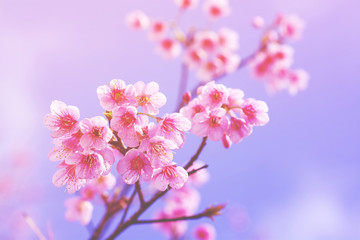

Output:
xmin=187 ymin=164 xmax=208 ymax=175
xmin=134 ymin=212 xmax=207 ymax=224
xmin=183 ymin=137 xmax=207 ymax=170
xmin=135 ymin=181 xmax=145 ymax=207
xmin=175 ymin=63 xmax=189 ymax=112
xmin=120 ymin=188 xmax=137 ymax=224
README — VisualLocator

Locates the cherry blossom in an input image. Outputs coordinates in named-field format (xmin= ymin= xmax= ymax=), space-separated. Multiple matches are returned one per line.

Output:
xmin=157 ymin=38 xmax=182 ymax=59
xmin=52 ymin=161 xmax=87 ymax=193
xmin=126 ymin=10 xmax=150 ymax=30
xmin=199 ymin=81 xmax=229 ymax=109
xmin=117 ymin=149 xmax=153 ymax=184
xmin=148 ymin=20 xmax=168 ymax=41
xmin=79 ymin=116 xmax=112 ymax=150
xmin=203 ymin=0 xmax=230 ymax=19
xmin=134 ymin=81 xmax=167 ymax=115
xmin=64 ymin=197 xmax=93 ymax=225
xmin=174 ymin=0 xmax=198 ymax=10
xmin=276 ymin=14 xmax=305 ymax=40
xmin=44 ymin=100 xmax=80 ymax=138
xmin=240 ymin=98 xmax=269 ymax=126
xmin=194 ymin=223 xmax=217 ymax=240
xmin=139 ymin=136 xmax=177 ymax=167
xmin=153 ymin=163 xmax=188 ymax=191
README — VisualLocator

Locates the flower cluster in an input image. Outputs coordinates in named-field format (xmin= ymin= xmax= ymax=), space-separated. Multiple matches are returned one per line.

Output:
xmin=250 ymin=14 xmax=309 ymax=95
xmin=125 ymin=3 xmax=308 ymax=95
xmin=180 ymin=81 xmax=269 ymax=148
xmin=44 ymin=100 xmax=115 ymax=193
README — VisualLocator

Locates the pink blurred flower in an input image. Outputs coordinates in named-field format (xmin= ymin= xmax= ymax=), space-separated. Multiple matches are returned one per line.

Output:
xmin=126 ymin=10 xmax=150 ymax=30
xmin=153 ymin=210 xmax=188 ymax=239
xmin=180 ymin=98 xmax=207 ymax=121
xmin=153 ymin=163 xmax=188 ymax=191
xmin=79 ymin=116 xmax=112 ymax=150
xmin=65 ymin=197 xmax=93 ymax=225
xmin=148 ymin=20 xmax=168 ymax=41
xmin=97 ymin=79 xmax=136 ymax=111
xmin=218 ymin=27 xmax=239 ymax=51
xmin=240 ymin=98 xmax=269 ymax=126
xmin=174 ymin=0 xmax=198 ymax=9
xmin=134 ymin=81 xmax=167 ymax=115
xmin=194 ymin=31 xmax=219 ymax=53
xmin=194 ymin=223 xmax=217 ymax=240
xmin=157 ymin=38 xmax=182 ymax=59
xmin=252 ymin=16 xmax=265 ymax=29
xmin=156 ymin=113 xmax=191 ymax=148
xmin=188 ymin=161 xmax=210 ymax=187
xmin=287 ymin=69 xmax=309 ymax=95
xmin=44 ymin=100 xmax=80 ymax=138
xmin=203 ymin=0 xmax=230 ymax=19
xmin=117 ymin=149 xmax=153 ymax=184
xmin=191 ymin=108 xmax=229 ymax=141
xmin=81 ymin=173 xmax=116 ymax=200
xmin=197 ymin=59 xmax=223 ymax=82
xmin=276 ymin=14 xmax=305 ymax=40
xmin=183 ymin=47 xmax=208 ymax=68
xmin=215 ymin=50 xmax=241 ymax=74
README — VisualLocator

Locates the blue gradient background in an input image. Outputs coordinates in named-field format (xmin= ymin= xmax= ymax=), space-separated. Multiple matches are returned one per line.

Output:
xmin=1 ymin=0 xmax=359 ymax=239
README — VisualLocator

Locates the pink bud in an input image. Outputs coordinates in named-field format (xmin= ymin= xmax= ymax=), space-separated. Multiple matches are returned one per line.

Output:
xmin=182 ymin=91 xmax=192 ymax=104
xmin=222 ymin=134 xmax=232 ymax=148
xmin=252 ymin=16 xmax=265 ymax=29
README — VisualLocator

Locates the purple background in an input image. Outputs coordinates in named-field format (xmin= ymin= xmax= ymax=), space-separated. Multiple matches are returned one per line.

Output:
xmin=1 ymin=0 xmax=359 ymax=239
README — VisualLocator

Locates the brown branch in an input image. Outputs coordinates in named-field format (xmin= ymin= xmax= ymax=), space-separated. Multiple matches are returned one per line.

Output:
xmin=135 ymin=181 xmax=145 ymax=207
xmin=120 ymin=188 xmax=137 ymax=224
xmin=183 ymin=137 xmax=207 ymax=170
xmin=187 ymin=164 xmax=208 ymax=175
xmin=134 ymin=212 xmax=206 ymax=224
xmin=105 ymin=137 xmax=209 ymax=239
xmin=175 ymin=63 xmax=189 ymax=112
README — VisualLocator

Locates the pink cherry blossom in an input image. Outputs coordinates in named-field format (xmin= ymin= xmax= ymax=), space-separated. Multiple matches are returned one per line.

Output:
xmin=44 ymin=100 xmax=80 ymax=138
xmin=97 ymin=79 xmax=136 ymax=111
xmin=203 ymin=0 xmax=230 ymax=20
xmin=126 ymin=10 xmax=150 ymax=30
xmin=111 ymin=106 xmax=143 ymax=147
xmin=223 ymin=88 xmax=244 ymax=110
xmin=194 ymin=31 xmax=219 ymax=53
xmin=153 ymin=163 xmax=188 ymax=191
xmin=287 ymin=69 xmax=309 ymax=95
xmin=156 ymin=113 xmax=191 ymax=148
xmin=221 ymin=134 xmax=232 ymax=148
xmin=134 ymin=81 xmax=167 ymax=115
xmin=180 ymin=98 xmax=207 ymax=121
xmin=139 ymin=136 xmax=177 ymax=167
xmin=80 ymin=173 xmax=116 ymax=200
xmin=52 ymin=161 xmax=87 ymax=193
xmin=79 ymin=116 xmax=112 ymax=150
xmin=218 ymin=27 xmax=239 ymax=51
xmin=66 ymin=148 xmax=114 ymax=179
xmin=116 ymin=149 xmax=153 ymax=184
xmin=216 ymin=50 xmax=241 ymax=74
xmin=157 ymin=38 xmax=182 ymax=59
xmin=252 ymin=16 xmax=265 ymax=29
xmin=153 ymin=210 xmax=188 ymax=239
xmin=194 ymin=223 xmax=217 ymax=240
xmin=183 ymin=47 xmax=207 ymax=69
xmin=240 ymin=98 xmax=269 ymax=126
xmin=197 ymin=59 xmax=223 ymax=82
xmin=182 ymin=91 xmax=192 ymax=104
xmin=148 ymin=20 xmax=168 ymax=41
xmin=276 ymin=14 xmax=305 ymax=40
xmin=226 ymin=116 xmax=252 ymax=143
xmin=48 ymin=130 xmax=83 ymax=162
xmin=199 ymin=81 xmax=229 ymax=109
xmin=174 ymin=0 xmax=198 ymax=10
xmin=191 ymin=108 xmax=229 ymax=141
xmin=65 ymin=197 xmax=93 ymax=225
xmin=166 ymin=186 xmax=201 ymax=214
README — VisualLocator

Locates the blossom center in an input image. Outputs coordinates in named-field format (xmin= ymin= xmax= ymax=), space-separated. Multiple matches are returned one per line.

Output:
xmin=113 ymin=89 xmax=126 ymax=103
xmin=131 ymin=156 xmax=145 ymax=170
xmin=137 ymin=95 xmax=150 ymax=106
xmin=164 ymin=165 xmax=177 ymax=178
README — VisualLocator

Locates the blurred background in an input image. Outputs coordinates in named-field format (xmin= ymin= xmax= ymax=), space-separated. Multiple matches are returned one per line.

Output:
xmin=1 ymin=0 xmax=359 ymax=239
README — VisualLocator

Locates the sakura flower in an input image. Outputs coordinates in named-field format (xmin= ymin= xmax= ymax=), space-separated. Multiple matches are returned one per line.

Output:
xmin=153 ymin=163 xmax=188 ymax=191
xmin=199 ymin=81 xmax=229 ymax=109
xmin=218 ymin=27 xmax=239 ymax=51
xmin=221 ymin=134 xmax=232 ymax=148
xmin=194 ymin=31 xmax=219 ymax=53
xmin=139 ymin=136 xmax=177 ymax=167
xmin=252 ymin=16 xmax=265 ymax=29
xmin=180 ymin=98 xmax=207 ymax=121
xmin=66 ymin=148 xmax=114 ymax=179
xmin=117 ymin=149 xmax=153 ymax=184
xmin=80 ymin=173 xmax=116 ymax=200
xmin=97 ymin=79 xmax=136 ymax=111
xmin=174 ymin=0 xmax=198 ymax=9
xmin=111 ymin=106 xmax=143 ymax=147
xmin=153 ymin=210 xmax=188 ymax=239
xmin=191 ymin=108 xmax=229 ymax=141
xmin=276 ymin=14 xmax=305 ymax=40
xmin=44 ymin=100 xmax=80 ymax=138
xmin=156 ymin=113 xmax=191 ymax=148
xmin=194 ymin=223 xmax=217 ymax=240
xmin=166 ymin=186 xmax=201 ymax=214
xmin=287 ymin=69 xmax=309 ymax=95
xmin=65 ymin=197 xmax=93 ymax=225
xmin=216 ymin=50 xmax=241 ymax=74
xmin=223 ymin=88 xmax=244 ymax=111
xmin=240 ymin=98 xmax=269 ymax=126
xmin=182 ymin=91 xmax=192 ymax=104
xmin=157 ymin=38 xmax=182 ymax=59
xmin=183 ymin=47 xmax=208 ymax=69
xmin=134 ymin=81 xmax=167 ymax=115
xmin=226 ymin=117 xmax=252 ymax=143
xmin=197 ymin=59 xmax=223 ymax=82
xmin=148 ymin=20 xmax=168 ymax=41
xmin=52 ymin=161 xmax=87 ymax=193
xmin=203 ymin=0 xmax=230 ymax=20
xmin=126 ymin=10 xmax=150 ymax=30
xmin=188 ymin=161 xmax=210 ymax=187
xmin=48 ymin=129 xmax=83 ymax=162
xmin=79 ymin=116 xmax=112 ymax=150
